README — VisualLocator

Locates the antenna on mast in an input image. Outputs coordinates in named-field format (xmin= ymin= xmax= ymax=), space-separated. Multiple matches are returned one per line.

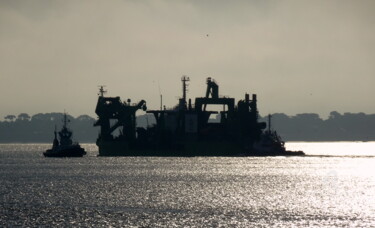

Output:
xmin=98 ymin=85 xmax=107 ymax=97
xmin=62 ymin=111 xmax=70 ymax=128
xmin=157 ymin=81 xmax=163 ymax=110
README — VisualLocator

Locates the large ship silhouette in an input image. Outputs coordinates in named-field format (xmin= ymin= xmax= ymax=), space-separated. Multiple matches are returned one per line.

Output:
xmin=94 ymin=77 xmax=304 ymax=156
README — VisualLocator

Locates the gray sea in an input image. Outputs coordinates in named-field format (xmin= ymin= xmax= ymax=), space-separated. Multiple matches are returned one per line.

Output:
xmin=1 ymin=142 xmax=375 ymax=227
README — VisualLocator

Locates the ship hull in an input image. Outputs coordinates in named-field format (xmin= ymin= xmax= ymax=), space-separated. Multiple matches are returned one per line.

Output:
xmin=96 ymin=139 xmax=304 ymax=157
xmin=44 ymin=145 xmax=86 ymax=157
xmin=249 ymin=150 xmax=305 ymax=156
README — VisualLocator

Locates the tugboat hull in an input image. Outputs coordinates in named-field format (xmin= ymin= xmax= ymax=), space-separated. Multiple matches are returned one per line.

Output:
xmin=44 ymin=145 xmax=86 ymax=157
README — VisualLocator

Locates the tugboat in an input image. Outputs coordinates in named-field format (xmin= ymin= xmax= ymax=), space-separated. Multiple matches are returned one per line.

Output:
xmin=44 ymin=113 xmax=86 ymax=157
xmin=252 ymin=114 xmax=304 ymax=156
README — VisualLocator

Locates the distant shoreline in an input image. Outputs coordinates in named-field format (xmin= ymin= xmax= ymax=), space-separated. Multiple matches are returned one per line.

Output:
xmin=0 ymin=141 xmax=374 ymax=144
xmin=1 ymin=112 xmax=374 ymax=143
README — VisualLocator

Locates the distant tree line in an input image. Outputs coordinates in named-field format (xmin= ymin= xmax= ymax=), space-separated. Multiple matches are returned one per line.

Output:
xmin=258 ymin=111 xmax=375 ymax=141
xmin=0 ymin=111 xmax=374 ymax=143
xmin=0 ymin=113 xmax=97 ymax=143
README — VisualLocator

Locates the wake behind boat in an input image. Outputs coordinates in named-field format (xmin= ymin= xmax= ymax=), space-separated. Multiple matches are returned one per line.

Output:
xmin=44 ymin=113 xmax=86 ymax=157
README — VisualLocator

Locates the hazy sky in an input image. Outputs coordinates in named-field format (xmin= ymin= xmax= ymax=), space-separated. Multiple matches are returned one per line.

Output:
xmin=1 ymin=0 xmax=374 ymax=119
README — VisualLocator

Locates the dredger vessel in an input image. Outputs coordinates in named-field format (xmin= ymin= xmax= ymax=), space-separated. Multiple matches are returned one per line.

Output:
xmin=94 ymin=77 xmax=304 ymax=156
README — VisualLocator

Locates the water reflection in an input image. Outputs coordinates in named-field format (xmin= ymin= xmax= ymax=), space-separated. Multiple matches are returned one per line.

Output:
xmin=0 ymin=143 xmax=375 ymax=227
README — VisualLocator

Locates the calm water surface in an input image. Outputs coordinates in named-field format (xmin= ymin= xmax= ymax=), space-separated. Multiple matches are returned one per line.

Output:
xmin=1 ymin=142 xmax=375 ymax=227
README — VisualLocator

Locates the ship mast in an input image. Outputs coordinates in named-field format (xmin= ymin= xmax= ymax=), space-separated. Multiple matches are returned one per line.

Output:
xmin=160 ymin=94 xmax=163 ymax=110
xmin=268 ymin=114 xmax=272 ymax=132
xmin=63 ymin=112 xmax=69 ymax=128
xmin=157 ymin=82 xmax=162 ymax=111
xmin=181 ymin=75 xmax=190 ymax=103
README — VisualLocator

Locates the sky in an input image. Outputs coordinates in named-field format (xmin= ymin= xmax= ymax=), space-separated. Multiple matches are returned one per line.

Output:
xmin=1 ymin=0 xmax=374 ymax=119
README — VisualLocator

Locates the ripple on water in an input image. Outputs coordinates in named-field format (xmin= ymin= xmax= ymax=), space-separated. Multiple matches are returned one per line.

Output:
xmin=1 ymin=143 xmax=375 ymax=227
